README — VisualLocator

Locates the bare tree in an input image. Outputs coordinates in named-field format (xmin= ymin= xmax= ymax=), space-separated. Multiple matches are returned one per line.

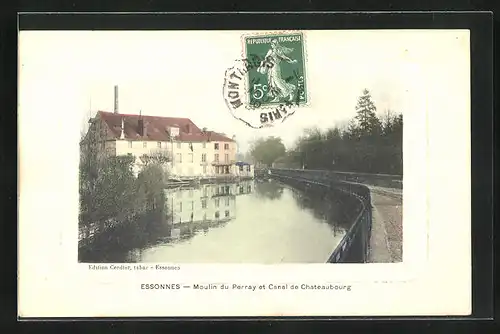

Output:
xmin=79 ymin=115 xmax=136 ymax=227
xmin=380 ymin=109 xmax=396 ymax=135
xmin=138 ymin=151 xmax=172 ymax=167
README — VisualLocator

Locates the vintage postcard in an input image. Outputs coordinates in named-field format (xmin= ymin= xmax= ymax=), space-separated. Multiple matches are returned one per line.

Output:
xmin=18 ymin=28 xmax=471 ymax=317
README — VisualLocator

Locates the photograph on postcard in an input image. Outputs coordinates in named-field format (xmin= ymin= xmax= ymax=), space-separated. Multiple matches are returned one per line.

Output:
xmin=77 ymin=30 xmax=403 ymax=265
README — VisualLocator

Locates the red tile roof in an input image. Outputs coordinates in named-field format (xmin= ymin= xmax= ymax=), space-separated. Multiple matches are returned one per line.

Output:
xmin=97 ymin=111 xmax=235 ymax=143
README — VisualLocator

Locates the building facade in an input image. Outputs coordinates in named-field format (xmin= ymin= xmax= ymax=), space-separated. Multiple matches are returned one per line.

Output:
xmin=82 ymin=111 xmax=253 ymax=179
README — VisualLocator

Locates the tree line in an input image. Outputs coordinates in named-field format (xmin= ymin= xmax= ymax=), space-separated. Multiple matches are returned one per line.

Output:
xmin=78 ymin=120 xmax=171 ymax=261
xmin=249 ymin=89 xmax=403 ymax=175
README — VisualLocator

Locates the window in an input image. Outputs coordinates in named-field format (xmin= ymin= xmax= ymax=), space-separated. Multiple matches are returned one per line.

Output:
xmin=177 ymin=142 xmax=181 ymax=149
xmin=246 ymin=165 xmax=251 ymax=172
xmin=239 ymin=165 xmax=243 ymax=171
xmin=143 ymin=142 xmax=147 ymax=148
xmin=178 ymin=202 xmax=182 ymax=212
xmin=203 ymin=187 xmax=208 ymax=197
xmin=248 ymin=185 xmax=252 ymax=193
xmin=214 ymin=143 xmax=219 ymax=150
xmin=201 ymin=199 xmax=207 ymax=208
xmin=225 ymin=210 xmax=230 ymax=218
xmin=203 ymin=165 xmax=207 ymax=174
xmin=128 ymin=141 xmax=133 ymax=148
xmin=215 ymin=198 xmax=220 ymax=207
xmin=225 ymin=186 xmax=230 ymax=193
xmin=201 ymin=153 xmax=206 ymax=162
xmin=190 ymin=201 xmax=194 ymax=210
xmin=225 ymin=154 xmax=229 ymax=163
xmin=176 ymin=153 xmax=182 ymax=163
xmin=214 ymin=154 xmax=219 ymax=162
xmin=224 ymin=143 xmax=229 ymax=150
xmin=157 ymin=142 xmax=162 ymax=148
xmin=215 ymin=211 xmax=220 ymax=219
xmin=188 ymin=153 xmax=193 ymax=163
xmin=225 ymin=197 xmax=230 ymax=206
xmin=202 ymin=142 xmax=206 ymax=148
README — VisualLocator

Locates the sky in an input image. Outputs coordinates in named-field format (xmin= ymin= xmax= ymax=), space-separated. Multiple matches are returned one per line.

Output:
xmin=19 ymin=30 xmax=468 ymax=153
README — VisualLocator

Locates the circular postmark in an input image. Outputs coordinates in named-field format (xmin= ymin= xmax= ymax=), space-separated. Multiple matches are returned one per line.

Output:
xmin=223 ymin=32 xmax=308 ymax=129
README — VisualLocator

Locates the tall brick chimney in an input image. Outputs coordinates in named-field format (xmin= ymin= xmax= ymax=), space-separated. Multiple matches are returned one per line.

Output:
xmin=114 ymin=85 xmax=119 ymax=114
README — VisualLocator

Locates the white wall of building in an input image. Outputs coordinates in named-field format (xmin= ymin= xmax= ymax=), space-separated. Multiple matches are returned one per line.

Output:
xmin=115 ymin=139 xmax=171 ymax=157
xmin=169 ymin=141 xmax=208 ymax=178
xmin=111 ymin=138 xmax=243 ymax=179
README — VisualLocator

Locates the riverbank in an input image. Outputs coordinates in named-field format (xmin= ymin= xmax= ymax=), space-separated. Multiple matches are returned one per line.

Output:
xmin=367 ymin=187 xmax=403 ymax=263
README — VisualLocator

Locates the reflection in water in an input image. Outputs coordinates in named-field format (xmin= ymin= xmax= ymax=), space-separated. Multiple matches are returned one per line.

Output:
xmin=289 ymin=185 xmax=352 ymax=237
xmin=85 ymin=179 xmax=351 ymax=263
xmin=79 ymin=208 xmax=172 ymax=263
xmin=254 ymin=179 xmax=284 ymax=200
xmin=164 ymin=180 xmax=253 ymax=243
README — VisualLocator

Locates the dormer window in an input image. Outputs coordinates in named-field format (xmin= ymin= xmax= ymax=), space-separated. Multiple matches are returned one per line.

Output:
xmin=169 ymin=126 xmax=180 ymax=138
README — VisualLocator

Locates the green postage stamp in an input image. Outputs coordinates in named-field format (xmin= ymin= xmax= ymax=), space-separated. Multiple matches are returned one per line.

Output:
xmin=243 ymin=32 xmax=308 ymax=109
xmin=223 ymin=31 xmax=308 ymax=128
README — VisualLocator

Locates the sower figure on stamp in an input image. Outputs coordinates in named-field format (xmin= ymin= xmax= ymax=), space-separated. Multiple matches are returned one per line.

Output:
xmin=257 ymin=39 xmax=298 ymax=102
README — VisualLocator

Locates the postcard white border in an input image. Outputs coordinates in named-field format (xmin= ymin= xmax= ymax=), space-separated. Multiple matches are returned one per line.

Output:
xmin=18 ymin=29 xmax=471 ymax=317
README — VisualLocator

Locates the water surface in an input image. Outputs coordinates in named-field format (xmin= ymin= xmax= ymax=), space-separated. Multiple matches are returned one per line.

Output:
xmin=124 ymin=179 xmax=348 ymax=263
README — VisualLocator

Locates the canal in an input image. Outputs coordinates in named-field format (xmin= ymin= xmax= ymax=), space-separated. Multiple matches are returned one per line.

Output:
xmin=83 ymin=178 xmax=352 ymax=263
